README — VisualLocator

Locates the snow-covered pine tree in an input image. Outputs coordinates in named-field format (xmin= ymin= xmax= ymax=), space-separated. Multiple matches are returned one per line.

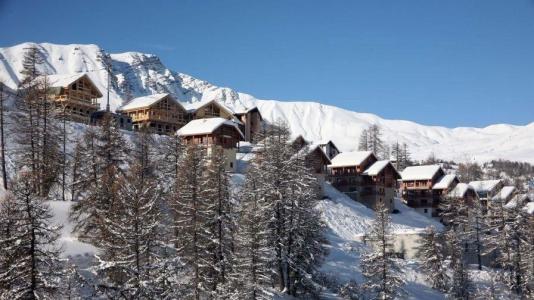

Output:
xmin=254 ymin=121 xmax=293 ymax=291
xmin=400 ymin=142 xmax=412 ymax=170
xmin=504 ymin=203 xmax=531 ymax=296
xmin=0 ymin=82 xmax=8 ymax=190
xmin=417 ymin=226 xmax=448 ymax=292
xmin=360 ymin=200 xmax=404 ymax=299
xmin=445 ymin=229 xmax=472 ymax=299
xmin=157 ymin=132 xmax=183 ymax=191
xmin=231 ymin=164 xmax=274 ymax=300
xmin=284 ymin=146 xmax=327 ymax=296
xmin=202 ymin=146 xmax=236 ymax=294
xmin=0 ymin=173 xmax=65 ymax=299
xmin=170 ymin=143 xmax=212 ymax=300
xmin=70 ymin=115 xmax=129 ymax=245
xmin=391 ymin=141 xmax=401 ymax=170
xmin=358 ymin=128 xmax=369 ymax=151
xmin=14 ymin=72 xmax=62 ymax=197
xmin=94 ymin=160 xmax=166 ymax=298
xmin=466 ymin=198 xmax=486 ymax=271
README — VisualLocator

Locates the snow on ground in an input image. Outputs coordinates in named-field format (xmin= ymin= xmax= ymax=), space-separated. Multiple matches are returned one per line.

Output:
xmin=46 ymin=201 xmax=97 ymax=257
xmin=318 ymin=183 xmax=443 ymax=239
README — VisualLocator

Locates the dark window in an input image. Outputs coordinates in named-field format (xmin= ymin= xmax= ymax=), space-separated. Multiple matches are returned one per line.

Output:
xmin=424 ymin=208 xmax=428 ymax=213
xmin=230 ymin=162 xmax=233 ymax=168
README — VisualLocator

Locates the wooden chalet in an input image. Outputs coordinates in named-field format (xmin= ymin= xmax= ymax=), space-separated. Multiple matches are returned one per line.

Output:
xmin=327 ymin=151 xmax=399 ymax=211
xmin=319 ymin=140 xmax=341 ymax=160
xmin=233 ymin=107 xmax=263 ymax=142
xmin=186 ymin=99 xmax=237 ymax=120
xmin=37 ymin=73 xmax=102 ymax=123
xmin=447 ymin=183 xmax=478 ymax=207
xmin=291 ymin=135 xmax=309 ymax=150
xmin=469 ymin=179 xmax=504 ymax=207
xmin=400 ymin=165 xmax=458 ymax=218
xmin=296 ymin=144 xmax=331 ymax=177
xmin=118 ymin=93 xmax=187 ymax=134
xmin=177 ymin=117 xmax=244 ymax=171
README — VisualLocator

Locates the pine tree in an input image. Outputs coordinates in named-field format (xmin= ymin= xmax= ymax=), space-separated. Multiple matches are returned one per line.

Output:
xmin=417 ymin=226 xmax=448 ymax=292
xmin=400 ymin=143 xmax=412 ymax=170
xmin=170 ymin=144 xmax=212 ymax=300
xmin=14 ymin=73 xmax=62 ymax=197
xmin=358 ymin=129 xmax=369 ymax=151
xmin=70 ymin=115 xmax=129 ymax=245
xmin=0 ymin=82 xmax=8 ymax=190
xmin=360 ymin=200 xmax=404 ymax=299
xmin=446 ymin=229 xmax=472 ymax=299
xmin=0 ymin=173 xmax=65 ymax=299
xmin=94 ymin=162 xmax=166 ymax=298
xmin=368 ymin=124 xmax=384 ymax=157
xmin=284 ymin=146 xmax=328 ymax=296
xmin=202 ymin=147 xmax=236 ymax=294
xmin=231 ymin=165 xmax=274 ymax=300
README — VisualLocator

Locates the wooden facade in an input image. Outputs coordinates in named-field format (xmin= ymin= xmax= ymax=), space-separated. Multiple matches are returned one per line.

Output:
xmin=178 ymin=118 xmax=244 ymax=172
xmin=191 ymin=101 xmax=235 ymax=120
xmin=44 ymin=74 xmax=102 ymax=123
xmin=400 ymin=166 xmax=451 ymax=218
xmin=319 ymin=140 xmax=341 ymax=160
xmin=328 ymin=152 xmax=400 ymax=211
xmin=119 ymin=94 xmax=187 ymax=134
xmin=234 ymin=107 xmax=262 ymax=142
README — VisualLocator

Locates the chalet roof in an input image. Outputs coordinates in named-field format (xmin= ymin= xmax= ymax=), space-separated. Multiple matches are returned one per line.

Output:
xmin=182 ymin=99 xmax=235 ymax=115
xmin=433 ymin=174 xmax=458 ymax=190
xmin=34 ymin=73 xmax=103 ymax=97
xmin=119 ymin=93 xmax=183 ymax=111
xmin=401 ymin=165 xmax=442 ymax=181
xmin=318 ymin=140 xmax=340 ymax=152
xmin=177 ymin=117 xmax=244 ymax=139
xmin=295 ymin=143 xmax=331 ymax=164
xmin=448 ymin=183 xmax=475 ymax=198
xmin=362 ymin=160 xmax=399 ymax=178
xmin=491 ymin=186 xmax=516 ymax=202
xmin=469 ymin=179 xmax=502 ymax=193
xmin=329 ymin=151 xmax=374 ymax=168
xmin=504 ymin=194 xmax=531 ymax=210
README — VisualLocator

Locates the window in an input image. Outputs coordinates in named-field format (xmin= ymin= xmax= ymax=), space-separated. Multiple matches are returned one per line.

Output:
xmin=424 ymin=209 xmax=428 ymax=213
xmin=230 ymin=162 xmax=233 ymax=168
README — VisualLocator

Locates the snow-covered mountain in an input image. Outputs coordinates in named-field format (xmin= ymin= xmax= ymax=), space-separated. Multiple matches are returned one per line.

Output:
xmin=1 ymin=42 xmax=533 ymax=164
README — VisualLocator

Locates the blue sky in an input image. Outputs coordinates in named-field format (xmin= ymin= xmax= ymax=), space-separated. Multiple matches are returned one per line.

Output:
xmin=1 ymin=0 xmax=533 ymax=127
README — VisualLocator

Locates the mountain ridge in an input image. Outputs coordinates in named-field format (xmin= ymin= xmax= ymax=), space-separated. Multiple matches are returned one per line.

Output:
xmin=1 ymin=42 xmax=533 ymax=163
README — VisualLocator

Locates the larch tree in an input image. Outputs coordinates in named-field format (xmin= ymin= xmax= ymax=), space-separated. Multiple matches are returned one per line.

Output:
xmin=358 ymin=128 xmax=369 ymax=151
xmin=202 ymin=147 xmax=236 ymax=294
xmin=360 ymin=200 xmax=404 ymax=300
xmin=0 ymin=173 xmax=65 ymax=299
xmin=0 ymin=82 xmax=8 ymax=190
xmin=170 ymin=144 xmax=212 ymax=300
xmin=445 ymin=229 xmax=472 ymax=299
xmin=94 ymin=161 xmax=166 ymax=298
xmin=417 ymin=226 xmax=448 ymax=292
xmin=70 ymin=115 xmax=129 ymax=245
xmin=231 ymin=164 xmax=274 ymax=300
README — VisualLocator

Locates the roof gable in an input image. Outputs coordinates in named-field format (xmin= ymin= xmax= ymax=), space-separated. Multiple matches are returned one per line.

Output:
xmin=433 ymin=174 xmax=459 ymax=190
xmin=362 ymin=160 xmax=400 ymax=178
xmin=329 ymin=151 xmax=374 ymax=168
xmin=469 ymin=179 xmax=502 ymax=193
xmin=401 ymin=165 xmax=443 ymax=181
xmin=177 ymin=117 xmax=244 ymax=139
xmin=120 ymin=93 xmax=185 ymax=111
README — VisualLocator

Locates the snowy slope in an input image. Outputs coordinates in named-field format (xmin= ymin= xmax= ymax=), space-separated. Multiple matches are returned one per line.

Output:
xmin=2 ymin=42 xmax=534 ymax=164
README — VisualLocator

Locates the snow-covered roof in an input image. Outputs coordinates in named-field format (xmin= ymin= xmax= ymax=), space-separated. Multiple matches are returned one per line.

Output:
xmin=120 ymin=93 xmax=176 ymax=110
xmin=504 ymin=194 xmax=531 ymax=210
xmin=362 ymin=160 xmax=391 ymax=176
xmin=432 ymin=174 xmax=458 ymax=190
xmin=401 ymin=165 xmax=442 ymax=181
xmin=181 ymin=99 xmax=235 ymax=115
xmin=295 ymin=143 xmax=331 ymax=164
xmin=491 ymin=186 xmax=516 ymax=202
xmin=177 ymin=117 xmax=244 ymax=138
xmin=469 ymin=179 xmax=502 ymax=193
xmin=448 ymin=183 xmax=475 ymax=198
xmin=329 ymin=151 xmax=374 ymax=168
xmin=36 ymin=73 xmax=86 ymax=88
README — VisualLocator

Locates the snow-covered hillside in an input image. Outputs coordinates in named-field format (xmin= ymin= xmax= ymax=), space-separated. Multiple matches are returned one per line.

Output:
xmin=2 ymin=42 xmax=533 ymax=163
